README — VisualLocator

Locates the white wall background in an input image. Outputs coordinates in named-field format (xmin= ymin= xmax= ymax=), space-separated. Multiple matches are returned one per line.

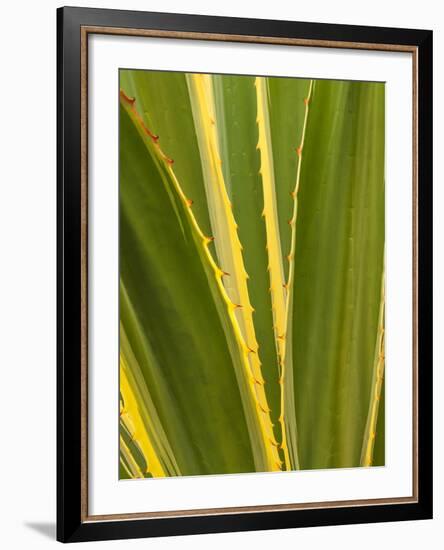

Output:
xmin=0 ymin=0 xmax=440 ymax=548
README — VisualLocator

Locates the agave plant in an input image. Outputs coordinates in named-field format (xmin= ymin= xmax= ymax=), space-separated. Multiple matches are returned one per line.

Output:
xmin=118 ymin=69 xmax=385 ymax=479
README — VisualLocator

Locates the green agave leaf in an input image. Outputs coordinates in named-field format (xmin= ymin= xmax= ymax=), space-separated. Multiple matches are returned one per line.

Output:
xmin=254 ymin=78 xmax=287 ymax=388
xmin=119 ymin=97 xmax=269 ymax=474
xmin=290 ymin=80 xmax=385 ymax=469
xmin=184 ymin=73 xmax=281 ymax=471
xmin=211 ymin=74 xmax=283 ymax=450
xmin=120 ymin=69 xmax=213 ymax=247
xmin=267 ymin=76 xmax=312 ymax=282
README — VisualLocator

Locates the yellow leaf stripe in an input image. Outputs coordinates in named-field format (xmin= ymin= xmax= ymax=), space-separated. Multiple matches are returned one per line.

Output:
xmin=255 ymin=78 xmax=287 ymax=371
xmin=360 ymin=257 xmax=385 ymax=467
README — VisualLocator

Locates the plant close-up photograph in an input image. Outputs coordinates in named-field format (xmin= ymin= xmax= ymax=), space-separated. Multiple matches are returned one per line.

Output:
xmin=118 ymin=70 xmax=386 ymax=479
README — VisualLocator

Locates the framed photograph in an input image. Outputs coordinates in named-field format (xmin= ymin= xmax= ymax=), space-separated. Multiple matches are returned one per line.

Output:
xmin=57 ymin=6 xmax=433 ymax=543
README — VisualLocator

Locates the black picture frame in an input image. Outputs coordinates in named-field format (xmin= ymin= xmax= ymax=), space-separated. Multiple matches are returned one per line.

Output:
xmin=57 ymin=5 xmax=433 ymax=543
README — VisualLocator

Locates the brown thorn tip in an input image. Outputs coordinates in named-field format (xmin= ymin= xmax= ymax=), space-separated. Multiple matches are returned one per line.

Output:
xmin=120 ymin=90 xmax=136 ymax=104
xmin=140 ymin=121 xmax=159 ymax=142
xmin=222 ymin=270 xmax=230 ymax=277
xmin=186 ymin=199 xmax=194 ymax=207
xmin=283 ymin=283 xmax=289 ymax=289
xmin=304 ymin=97 xmax=310 ymax=105
xmin=290 ymin=191 xmax=296 ymax=199
xmin=247 ymin=346 xmax=256 ymax=354
xmin=296 ymin=146 xmax=302 ymax=157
